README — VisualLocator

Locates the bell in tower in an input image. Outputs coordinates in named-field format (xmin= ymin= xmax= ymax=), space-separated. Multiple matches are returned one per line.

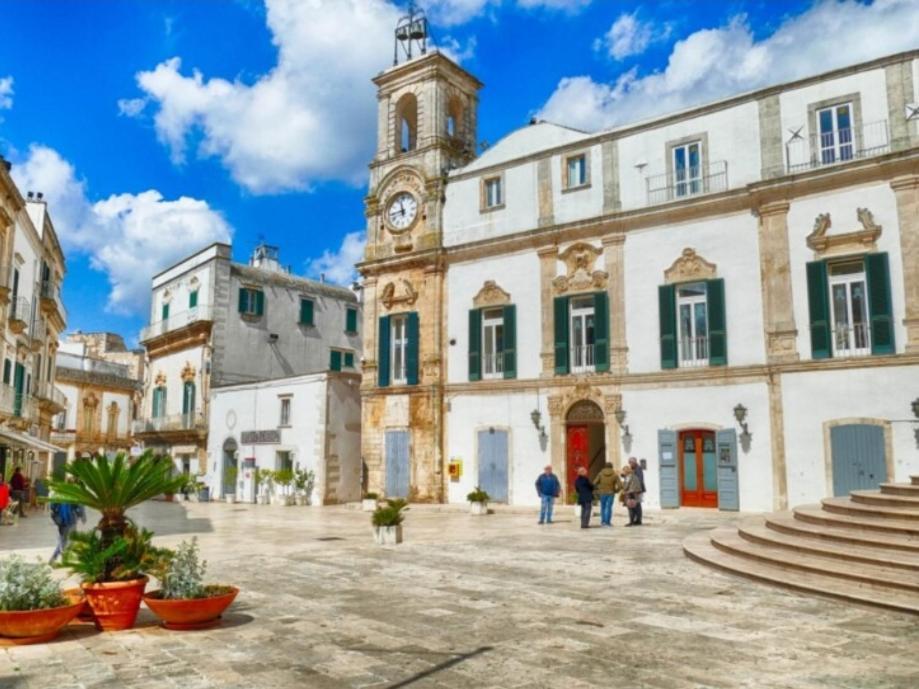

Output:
xmin=393 ymin=2 xmax=429 ymax=66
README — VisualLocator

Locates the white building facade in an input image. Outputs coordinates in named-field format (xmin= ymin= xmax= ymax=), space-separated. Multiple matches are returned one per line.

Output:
xmin=359 ymin=47 xmax=919 ymax=512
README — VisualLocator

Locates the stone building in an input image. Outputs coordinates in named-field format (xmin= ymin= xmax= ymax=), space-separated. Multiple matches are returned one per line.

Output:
xmin=136 ymin=242 xmax=361 ymax=480
xmin=358 ymin=41 xmax=919 ymax=511
xmin=0 ymin=156 xmax=68 ymax=477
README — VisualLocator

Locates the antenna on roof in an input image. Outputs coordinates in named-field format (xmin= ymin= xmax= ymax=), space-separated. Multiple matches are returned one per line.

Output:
xmin=393 ymin=2 xmax=428 ymax=66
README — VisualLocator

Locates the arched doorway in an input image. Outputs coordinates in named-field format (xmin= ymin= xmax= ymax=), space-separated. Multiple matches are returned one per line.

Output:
xmin=565 ymin=400 xmax=605 ymax=492
xmin=222 ymin=437 xmax=238 ymax=496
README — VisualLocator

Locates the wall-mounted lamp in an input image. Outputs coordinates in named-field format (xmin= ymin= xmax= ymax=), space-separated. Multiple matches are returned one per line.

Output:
xmin=614 ymin=407 xmax=631 ymax=445
xmin=530 ymin=409 xmax=548 ymax=445
xmin=734 ymin=403 xmax=752 ymax=451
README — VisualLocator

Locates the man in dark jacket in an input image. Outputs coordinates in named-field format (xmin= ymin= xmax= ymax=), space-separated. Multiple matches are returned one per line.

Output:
xmin=574 ymin=466 xmax=595 ymax=529
xmin=628 ymin=457 xmax=646 ymax=526
xmin=535 ymin=465 xmax=561 ymax=525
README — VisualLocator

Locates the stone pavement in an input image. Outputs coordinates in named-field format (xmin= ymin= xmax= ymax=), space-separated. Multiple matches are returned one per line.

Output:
xmin=1 ymin=500 xmax=918 ymax=689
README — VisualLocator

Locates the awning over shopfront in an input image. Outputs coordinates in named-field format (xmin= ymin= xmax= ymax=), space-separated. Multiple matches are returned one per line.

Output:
xmin=0 ymin=428 xmax=65 ymax=454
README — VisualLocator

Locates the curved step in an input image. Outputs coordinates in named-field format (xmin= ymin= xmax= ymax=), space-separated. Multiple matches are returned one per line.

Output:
xmin=794 ymin=504 xmax=919 ymax=536
xmin=880 ymin=482 xmax=919 ymax=497
xmin=709 ymin=527 xmax=919 ymax=593
xmin=821 ymin=496 xmax=919 ymax=521
xmin=683 ymin=531 xmax=919 ymax=615
xmin=766 ymin=511 xmax=919 ymax=553
xmin=850 ymin=490 xmax=919 ymax=509
xmin=738 ymin=519 xmax=919 ymax=571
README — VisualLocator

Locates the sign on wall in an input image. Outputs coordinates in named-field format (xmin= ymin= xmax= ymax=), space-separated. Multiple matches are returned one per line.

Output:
xmin=241 ymin=430 xmax=281 ymax=444
xmin=448 ymin=458 xmax=463 ymax=481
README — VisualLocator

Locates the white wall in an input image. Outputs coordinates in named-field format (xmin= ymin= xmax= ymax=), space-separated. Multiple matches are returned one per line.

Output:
xmin=551 ymin=143 xmax=604 ymax=225
xmin=145 ymin=344 xmax=207 ymax=417
xmin=101 ymin=390 xmax=132 ymax=436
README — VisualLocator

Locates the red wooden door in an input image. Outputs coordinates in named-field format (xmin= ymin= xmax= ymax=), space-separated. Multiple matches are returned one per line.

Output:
xmin=566 ymin=424 xmax=590 ymax=492
xmin=678 ymin=430 xmax=718 ymax=508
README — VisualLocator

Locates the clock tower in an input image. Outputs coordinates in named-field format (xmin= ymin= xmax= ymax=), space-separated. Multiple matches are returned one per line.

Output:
xmin=359 ymin=4 xmax=482 ymax=502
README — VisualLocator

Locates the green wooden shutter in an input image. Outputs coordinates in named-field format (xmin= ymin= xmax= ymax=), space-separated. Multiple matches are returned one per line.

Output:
xmin=378 ymin=316 xmax=391 ymax=387
xmin=346 ymin=307 xmax=358 ymax=333
xmin=330 ymin=350 xmax=342 ymax=372
xmin=406 ymin=311 xmax=419 ymax=385
xmin=300 ymin=299 xmax=314 ymax=325
xmin=554 ymin=296 xmax=570 ymax=374
xmin=468 ymin=309 xmax=482 ymax=381
xmin=162 ymin=303 xmax=169 ymax=321
xmin=658 ymin=284 xmax=678 ymax=369
xmin=865 ymin=252 xmax=895 ymax=355
xmin=806 ymin=260 xmax=832 ymax=359
xmin=189 ymin=290 xmax=198 ymax=309
xmin=503 ymin=304 xmax=517 ymax=379
xmin=254 ymin=290 xmax=265 ymax=316
xmin=238 ymin=288 xmax=247 ymax=313
xmin=182 ymin=382 xmax=195 ymax=415
xmin=344 ymin=352 xmax=354 ymax=368
xmin=2 ymin=360 xmax=10 ymax=385
xmin=706 ymin=278 xmax=727 ymax=366
xmin=593 ymin=291 xmax=609 ymax=372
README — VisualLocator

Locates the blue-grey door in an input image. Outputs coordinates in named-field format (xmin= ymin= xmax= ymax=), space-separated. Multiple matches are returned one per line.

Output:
xmin=658 ymin=429 xmax=679 ymax=508
xmin=716 ymin=428 xmax=739 ymax=511
xmin=385 ymin=430 xmax=410 ymax=498
xmin=830 ymin=424 xmax=886 ymax=496
xmin=477 ymin=429 xmax=509 ymax=503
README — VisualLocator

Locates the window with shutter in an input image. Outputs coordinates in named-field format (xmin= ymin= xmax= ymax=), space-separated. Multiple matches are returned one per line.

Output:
xmin=182 ymin=381 xmax=196 ymax=417
xmin=161 ymin=303 xmax=170 ymax=322
xmin=330 ymin=350 xmax=342 ymax=372
xmin=344 ymin=352 xmax=355 ymax=369
xmin=378 ymin=315 xmax=391 ymax=387
xmin=658 ymin=284 xmax=678 ymax=369
xmin=189 ymin=290 xmax=198 ymax=309
xmin=468 ymin=309 xmax=482 ymax=381
xmin=502 ymin=304 xmax=516 ymax=379
xmin=865 ymin=252 xmax=895 ymax=355
xmin=806 ymin=260 xmax=832 ymax=359
xmin=707 ymin=278 xmax=727 ymax=366
xmin=239 ymin=288 xmax=264 ymax=317
xmin=299 ymin=298 xmax=314 ymax=326
xmin=593 ymin=292 xmax=609 ymax=372
xmin=2 ymin=359 xmax=10 ymax=385
xmin=406 ymin=311 xmax=420 ymax=385
xmin=554 ymin=296 xmax=570 ymax=374
xmin=346 ymin=307 xmax=358 ymax=334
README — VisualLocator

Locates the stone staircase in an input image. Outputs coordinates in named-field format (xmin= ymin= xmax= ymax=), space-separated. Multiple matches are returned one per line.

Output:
xmin=683 ymin=475 xmax=919 ymax=614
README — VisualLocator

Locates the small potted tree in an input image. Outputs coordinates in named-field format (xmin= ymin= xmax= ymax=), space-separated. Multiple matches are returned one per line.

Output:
xmin=195 ymin=481 xmax=210 ymax=503
xmin=144 ymin=538 xmax=238 ymax=630
xmin=224 ymin=466 xmax=238 ymax=503
xmin=361 ymin=492 xmax=379 ymax=512
xmin=272 ymin=469 xmax=295 ymax=506
xmin=372 ymin=499 xmax=407 ymax=545
xmin=466 ymin=487 xmax=490 ymax=516
xmin=255 ymin=468 xmax=272 ymax=505
xmin=0 ymin=555 xmax=85 ymax=645
xmin=293 ymin=468 xmax=314 ymax=506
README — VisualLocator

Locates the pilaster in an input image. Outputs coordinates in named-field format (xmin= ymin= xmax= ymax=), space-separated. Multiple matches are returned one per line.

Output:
xmin=537 ymin=158 xmax=554 ymax=227
xmin=547 ymin=394 xmax=566 ymax=498
xmin=601 ymin=140 xmax=620 ymax=213
xmin=756 ymin=201 xmax=799 ymax=363
xmin=538 ymin=246 xmax=557 ymax=376
xmin=602 ymin=235 xmax=628 ymax=373
xmin=757 ymin=94 xmax=784 ymax=179
xmin=891 ymin=174 xmax=919 ymax=352
xmin=603 ymin=393 xmax=622 ymax=469
xmin=360 ymin=276 xmax=379 ymax=390
xmin=768 ymin=373 xmax=788 ymax=511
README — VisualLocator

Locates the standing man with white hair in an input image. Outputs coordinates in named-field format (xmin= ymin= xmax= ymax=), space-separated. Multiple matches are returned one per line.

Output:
xmin=534 ymin=464 xmax=561 ymax=525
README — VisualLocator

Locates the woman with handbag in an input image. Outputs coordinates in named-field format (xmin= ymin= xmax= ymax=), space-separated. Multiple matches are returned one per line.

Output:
xmin=622 ymin=465 xmax=643 ymax=527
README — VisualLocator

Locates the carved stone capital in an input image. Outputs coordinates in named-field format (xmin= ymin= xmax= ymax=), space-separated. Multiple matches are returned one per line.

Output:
xmin=547 ymin=395 xmax=565 ymax=417
xmin=664 ymin=248 xmax=717 ymax=284
xmin=181 ymin=362 xmax=196 ymax=382
xmin=380 ymin=279 xmax=419 ymax=310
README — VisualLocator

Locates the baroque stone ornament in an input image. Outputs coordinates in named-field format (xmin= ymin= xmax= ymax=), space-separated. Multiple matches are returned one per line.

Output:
xmin=154 ymin=371 xmax=167 ymax=386
xmin=380 ymin=279 xmax=419 ymax=310
xmin=806 ymin=208 xmax=882 ymax=254
xmin=552 ymin=242 xmax=608 ymax=294
xmin=472 ymin=280 xmax=511 ymax=308
xmin=566 ymin=399 xmax=604 ymax=422
xmin=181 ymin=362 xmax=196 ymax=382
xmin=558 ymin=377 xmax=605 ymax=419
xmin=664 ymin=248 xmax=717 ymax=284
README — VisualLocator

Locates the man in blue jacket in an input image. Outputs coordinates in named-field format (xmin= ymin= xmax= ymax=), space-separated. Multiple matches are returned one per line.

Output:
xmin=535 ymin=465 xmax=561 ymax=525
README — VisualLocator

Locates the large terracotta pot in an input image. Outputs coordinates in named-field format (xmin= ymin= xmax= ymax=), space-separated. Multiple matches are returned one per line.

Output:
xmin=0 ymin=591 xmax=85 ymax=645
xmin=81 ymin=576 xmax=148 ymax=631
xmin=143 ymin=587 xmax=239 ymax=630
xmin=64 ymin=587 xmax=94 ymax=623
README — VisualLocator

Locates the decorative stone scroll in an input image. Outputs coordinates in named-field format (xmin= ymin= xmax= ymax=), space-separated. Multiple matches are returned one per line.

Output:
xmin=181 ymin=362 xmax=196 ymax=382
xmin=552 ymin=242 xmax=608 ymax=294
xmin=806 ymin=207 xmax=881 ymax=255
xmin=664 ymin=248 xmax=717 ymax=284
xmin=472 ymin=280 xmax=511 ymax=308
xmin=566 ymin=399 xmax=604 ymax=423
xmin=380 ymin=279 xmax=419 ymax=310
xmin=154 ymin=371 xmax=166 ymax=386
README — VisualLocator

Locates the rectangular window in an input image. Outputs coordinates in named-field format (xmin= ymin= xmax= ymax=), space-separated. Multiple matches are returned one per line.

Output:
xmin=677 ymin=282 xmax=709 ymax=366
xmin=828 ymin=260 xmax=870 ymax=356
xmin=3 ymin=359 xmax=11 ymax=385
xmin=238 ymin=287 xmax=264 ymax=316
xmin=482 ymin=308 xmax=505 ymax=379
xmin=566 ymin=154 xmax=587 ymax=189
xmin=189 ymin=290 xmax=198 ymax=309
xmin=161 ymin=302 xmax=170 ymax=322
xmin=344 ymin=352 xmax=355 ymax=369
xmin=817 ymin=103 xmax=853 ymax=165
xmin=673 ymin=141 xmax=702 ymax=197
xmin=330 ymin=349 xmax=342 ymax=372
xmin=279 ymin=397 xmax=291 ymax=426
xmin=345 ymin=307 xmax=358 ymax=334
xmin=484 ymin=176 xmax=503 ymax=209
xmin=299 ymin=298 xmax=314 ymax=326
xmin=569 ymin=296 xmax=596 ymax=373
xmin=391 ymin=315 xmax=408 ymax=384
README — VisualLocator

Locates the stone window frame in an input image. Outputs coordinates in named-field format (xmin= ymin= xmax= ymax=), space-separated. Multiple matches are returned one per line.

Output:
xmin=480 ymin=172 xmax=506 ymax=213
xmin=561 ymin=149 xmax=591 ymax=193
xmin=278 ymin=394 xmax=292 ymax=428
xmin=663 ymin=132 xmax=710 ymax=198
xmin=806 ymin=92 xmax=864 ymax=165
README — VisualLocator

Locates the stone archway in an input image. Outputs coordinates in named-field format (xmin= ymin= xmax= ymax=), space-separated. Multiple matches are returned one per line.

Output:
xmin=565 ymin=399 xmax=606 ymax=492
xmin=222 ymin=437 xmax=238 ymax=496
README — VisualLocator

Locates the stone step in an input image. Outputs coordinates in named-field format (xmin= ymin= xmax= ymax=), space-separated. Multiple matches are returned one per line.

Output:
xmin=709 ymin=528 xmax=919 ymax=593
xmin=912 ymin=475 xmax=919 ymax=486
xmin=821 ymin=496 xmax=919 ymax=521
xmin=794 ymin=504 xmax=919 ymax=536
xmin=683 ymin=531 xmax=919 ymax=615
xmin=766 ymin=511 xmax=919 ymax=553
xmin=739 ymin=519 xmax=919 ymax=571
xmin=850 ymin=490 xmax=919 ymax=509
xmin=880 ymin=482 xmax=919 ymax=497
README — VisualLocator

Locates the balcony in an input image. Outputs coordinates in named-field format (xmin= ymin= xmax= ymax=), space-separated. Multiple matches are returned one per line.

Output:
xmin=786 ymin=120 xmax=890 ymax=173
xmin=55 ymin=352 xmax=133 ymax=379
xmin=571 ymin=344 xmax=596 ymax=374
xmin=133 ymin=412 xmax=207 ymax=438
xmin=8 ymin=296 xmax=29 ymax=334
xmin=646 ymin=161 xmax=729 ymax=206
xmin=39 ymin=280 xmax=67 ymax=325
xmin=30 ymin=317 xmax=46 ymax=351
xmin=0 ymin=387 xmax=38 ymax=426
xmin=140 ymin=305 xmax=214 ymax=344
xmin=33 ymin=380 xmax=67 ymax=412
xmin=833 ymin=322 xmax=871 ymax=358
xmin=482 ymin=352 xmax=504 ymax=379
xmin=678 ymin=336 xmax=710 ymax=368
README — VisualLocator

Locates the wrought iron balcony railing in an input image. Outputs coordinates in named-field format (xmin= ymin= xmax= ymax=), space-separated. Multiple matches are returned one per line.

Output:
xmin=645 ymin=160 xmax=729 ymax=206
xmin=133 ymin=412 xmax=207 ymax=434
xmin=40 ymin=279 xmax=68 ymax=323
xmin=786 ymin=120 xmax=890 ymax=173
xmin=140 ymin=305 xmax=214 ymax=343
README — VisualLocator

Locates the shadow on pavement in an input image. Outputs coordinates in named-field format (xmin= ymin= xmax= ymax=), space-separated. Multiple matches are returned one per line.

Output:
xmin=344 ymin=645 xmax=493 ymax=688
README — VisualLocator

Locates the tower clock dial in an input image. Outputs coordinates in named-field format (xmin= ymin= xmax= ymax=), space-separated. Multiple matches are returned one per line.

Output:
xmin=386 ymin=192 xmax=418 ymax=232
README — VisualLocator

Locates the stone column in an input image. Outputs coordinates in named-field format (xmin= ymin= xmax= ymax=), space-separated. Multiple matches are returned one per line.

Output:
xmin=767 ymin=373 xmax=789 ymax=511
xmin=360 ymin=276 xmax=379 ymax=390
xmin=603 ymin=393 xmax=622 ymax=469
xmin=602 ymin=235 xmax=628 ymax=373
xmin=548 ymin=394 xmax=566 ymax=499
xmin=891 ymin=175 xmax=919 ymax=352
xmin=538 ymin=246 xmax=558 ymax=376
xmin=537 ymin=158 xmax=554 ymax=228
xmin=757 ymin=94 xmax=783 ymax=179
xmin=757 ymin=201 xmax=799 ymax=363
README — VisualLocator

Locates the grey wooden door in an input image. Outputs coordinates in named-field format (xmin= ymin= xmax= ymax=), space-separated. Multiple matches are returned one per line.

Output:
xmin=716 ymin=428 xmax=739 ymax=511
xmin=385 ymin=430 xmax=411 ymax=498
xmin=830 ymin=424 xmax=886 ymax=496
xmin=658 ymin=429 xmax=679 ymax=508
xmin=477 ymin=429 xmax=509 ymax=503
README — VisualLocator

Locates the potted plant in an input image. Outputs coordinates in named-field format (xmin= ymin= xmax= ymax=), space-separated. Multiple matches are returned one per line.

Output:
xmin=255 ymin=468 xmax=272 ymax=505
xmin=195 ymin=481 xmax=210 ymax=503
xmin=372 ymin=498 xmax=408 ymax=545
xmin=0 ymin=555 xmax=85 ymax=645
xmin=361 ymin=492 xmax=379 ymax=512
xmin=144 ymin=538 xmax=238 ymax=630
xmin=271 ymin=469 xmax=295 ymax=506
xmin=293 ymin=467 xmax=314 ymax=506
xmin=49 ymin=452 xmax=185 ymax=631
xmin=466 ymin=487 xmax=490 ymax=516
xmin=224 ymin=466 xmax=238 ymax=503
xmin=566 ymin=492 xmax=580 ymax=519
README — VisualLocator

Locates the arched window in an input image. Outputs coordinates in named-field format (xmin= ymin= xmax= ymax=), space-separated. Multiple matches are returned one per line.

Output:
xmin=446 ymin=96 xmax=463 ymax=139
xmin=106 ymin=402 xmax=120 ymax=439
xmin=182 ymin=381 xmax=196 ymax=420
xmin=395 ymin=93 xmax=418 ymax=152
xmin=152 ymin=386 xmax=167 ymax=418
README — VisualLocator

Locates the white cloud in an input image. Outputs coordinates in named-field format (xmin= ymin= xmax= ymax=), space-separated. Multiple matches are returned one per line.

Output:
xmin=516 ymin=0 xmax=590 ymax=11
xmin=11 ymin=145 xmax=232 ymax=315
xmin=117 ymin=97 xmax=147 ymax=117
xmin=539 ymin=0 xmax=919 ymax=132
xmin=438 ymin=35 xmax=478 ymax=63
xmin=422 ymin=0 xmax=590 ymax=26
xmin=306 ymin=231 xmax=366 ymax=286
xmin=0 ymin=76 xmax=13 ymax=110
xmin=594 ymin=11 xmax=661 ymax=61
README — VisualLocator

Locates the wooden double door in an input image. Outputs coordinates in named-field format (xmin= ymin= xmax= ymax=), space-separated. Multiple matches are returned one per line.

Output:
xmin=679 ymin=429 xmax=718 ymax=507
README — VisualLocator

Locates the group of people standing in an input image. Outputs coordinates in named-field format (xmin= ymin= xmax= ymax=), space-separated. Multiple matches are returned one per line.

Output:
xmin=535 ymin=457 xmax=646 ymax=528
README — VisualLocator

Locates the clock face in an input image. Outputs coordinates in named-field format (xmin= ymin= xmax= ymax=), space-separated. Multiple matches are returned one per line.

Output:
xmin=386 ymin=192 xmax=418 ymax=232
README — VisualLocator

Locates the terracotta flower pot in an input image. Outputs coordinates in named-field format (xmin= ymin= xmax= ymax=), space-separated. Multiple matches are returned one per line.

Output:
xmin=64 ymin=587 xmax=94 ymax=623
xmin=143 ymin=587 xmax=239 ymax=630
xmin=0 ymin=591 xmax=85 ymax=645
xmin=81 ymin=576 xmax=148 ymax=631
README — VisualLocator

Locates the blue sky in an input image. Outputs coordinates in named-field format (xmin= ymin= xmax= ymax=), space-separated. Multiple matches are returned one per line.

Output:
xmin=0 ymin=0 xmax=915 ymax=345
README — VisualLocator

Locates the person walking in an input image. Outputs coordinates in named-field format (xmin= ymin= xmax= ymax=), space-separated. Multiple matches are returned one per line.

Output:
xmin=593 ymin=462 xmax=622 ymax=526
xmin=9 ymin=467 xmax=27 ymax=518
xmin=49 ymin=497 xmax=85 ymax=563
xmin=622 ymin=464 xmax=643 ymax=526
xmin=535 ymin=465 xmax=561 ymax=525
xmin=574 ymin=466 xmax=595 ymax=529
xmin=628 ymin=457 xmax=646 ymax=526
